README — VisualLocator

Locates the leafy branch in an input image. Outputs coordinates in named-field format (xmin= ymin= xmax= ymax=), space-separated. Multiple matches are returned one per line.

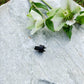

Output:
xmin=27 ymin=0 xmax=84 ymax=39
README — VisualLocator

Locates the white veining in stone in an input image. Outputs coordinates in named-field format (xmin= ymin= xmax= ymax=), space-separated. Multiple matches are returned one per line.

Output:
xmin=0 ymin=0 xmax=84 ymax=84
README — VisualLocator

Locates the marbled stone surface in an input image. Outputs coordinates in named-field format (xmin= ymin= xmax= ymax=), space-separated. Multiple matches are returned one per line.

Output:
xmin=0 ymin=0 xmax=84 ymax=84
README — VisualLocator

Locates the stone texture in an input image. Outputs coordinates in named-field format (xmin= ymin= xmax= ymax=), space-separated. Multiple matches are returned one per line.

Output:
xmin=0 ymin=0 xmax=84 ymax=84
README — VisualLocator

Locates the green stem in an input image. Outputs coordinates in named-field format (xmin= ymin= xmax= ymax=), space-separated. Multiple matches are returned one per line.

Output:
xmin=41 ymin=0 xmax=53 ymax=9
xmin=28 ymin=0 xmax=46 ymax=19
xmin=33 ymin=4 xmax=46 ymax=19
xmin=29 ymin=0 xmax=32 ymax=3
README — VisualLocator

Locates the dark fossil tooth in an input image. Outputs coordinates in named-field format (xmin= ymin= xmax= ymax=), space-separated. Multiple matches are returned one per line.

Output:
xmin=34 ymin=45 xmax=46 ymax=53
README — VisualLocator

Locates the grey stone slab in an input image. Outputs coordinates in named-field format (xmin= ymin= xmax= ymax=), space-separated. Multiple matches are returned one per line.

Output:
xmin=0 ymin=0 xmax=84 ymax=84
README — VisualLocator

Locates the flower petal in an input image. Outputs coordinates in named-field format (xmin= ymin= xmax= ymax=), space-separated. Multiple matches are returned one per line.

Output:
xmin=69 ymin=0 xmax=81 ymax=12
xmin=30 ymin=28 xmax=39 ymax=35
xmin=30 ymin=19 xmax=44 ymax=35
xmin=60 ymin=0 xmax=72 ymax=9
xmin=27 ymin=13 xmax=34 ymax=23
xmin=30 ymin=10 xmax=43 ymax=20
xmin=66 ymin=19 xmax=76 ymax=25
xmin=52 ymin=16 xmax=65 ymax=31
xmin=27 ymin=10 xmax=44 ymax=35
xmin=60 ymin=0 xmax=68 ymax=9
xmin=35 ymin=19 xmax=44 ymax=29
xmin=72 ymin=6 xmax=81 ymax=14
xmin=60 ymin=0 xmax=78 ymax=12
xmin=27 ymin=24 xmax=35 ymax=29
xmin=55 ymin=22 xmax=66 ymax=31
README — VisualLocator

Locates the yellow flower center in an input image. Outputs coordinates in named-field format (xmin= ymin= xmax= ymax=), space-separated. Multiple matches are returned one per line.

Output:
xmin=63 ymin=9 xmax=73 ymax=20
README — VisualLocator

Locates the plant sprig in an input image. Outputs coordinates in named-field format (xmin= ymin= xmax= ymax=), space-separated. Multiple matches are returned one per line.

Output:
xmin=27 ymin=0 xmax=84 ymax=39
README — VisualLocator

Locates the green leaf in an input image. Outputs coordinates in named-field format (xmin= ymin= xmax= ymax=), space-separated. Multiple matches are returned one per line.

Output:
xmin=33 ymin=8 xmax=43 ymax=17
xmin=63 ymin=24 xmax=73 ymax=39
xmin=46 ymin=19 xmax=55 ymax=32
xmin=32 ymin=2 xmax=48 ymax=11
xmin=76 ymin=13 xmax=84 ymax=24
xmin=29 ymin=2 xmax=34 ymax=12
xmin=29 ymin=6 xmax=32 ymax=12
xmin=80 ymin=11 xmax=84 ymax=14
xmin=29 ymin=5 xmax=43 ymax=17
xmin=29 ymin=2 xmax=44 ymax=17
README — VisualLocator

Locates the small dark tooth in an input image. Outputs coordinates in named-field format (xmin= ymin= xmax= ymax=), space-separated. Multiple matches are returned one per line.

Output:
xmin=34 ymin=45 xmax=46 ymax=53
xmin=38 ymin=49 xmax=45 ymax=53
xmin=34 ymin=46 xmax=40 ymax=50
xmin=40 ymin=45 xmax=46 ymax=49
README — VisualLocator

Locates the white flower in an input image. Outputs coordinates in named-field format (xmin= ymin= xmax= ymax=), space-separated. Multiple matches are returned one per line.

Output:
xmin=27 ymin=10 xmax=44 ymax=35
xmin=47 ymin=0 xmax=81 ymax=31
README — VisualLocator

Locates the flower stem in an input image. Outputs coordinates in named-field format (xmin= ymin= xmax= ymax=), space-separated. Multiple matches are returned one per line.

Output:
xmin=29 ymin=0 xmax=32 ymax=3
xmin=33 ymin=3 xmax=46 ymax=19
xmin=41 ymin=0 xmax=53 ymax=9
xmin=28 ymin=0 xmax=46 ymax=19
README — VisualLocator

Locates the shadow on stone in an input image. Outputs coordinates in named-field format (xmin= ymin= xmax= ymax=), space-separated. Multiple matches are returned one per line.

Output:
xmin=38 ymin=79 xmax=55 ymax=84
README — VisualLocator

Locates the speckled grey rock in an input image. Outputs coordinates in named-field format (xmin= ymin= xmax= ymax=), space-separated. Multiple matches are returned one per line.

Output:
xmin=0 ymin=0 xmax=84 ymax=84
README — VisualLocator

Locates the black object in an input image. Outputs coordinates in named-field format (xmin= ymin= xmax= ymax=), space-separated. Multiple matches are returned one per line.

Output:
xmin=34 ymin=45 xmax=46 ymax=53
